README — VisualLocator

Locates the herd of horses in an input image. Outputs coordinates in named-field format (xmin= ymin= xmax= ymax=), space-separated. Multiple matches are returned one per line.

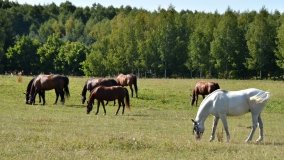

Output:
xmin=24 ymin=74 xmax=270 ymax=143
xmin=25 ymin=73 xmax=138 ymax=115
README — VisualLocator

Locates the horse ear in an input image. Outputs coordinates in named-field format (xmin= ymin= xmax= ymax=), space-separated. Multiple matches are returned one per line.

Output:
xmin=191 ymin=119 xmax=196 ymax=123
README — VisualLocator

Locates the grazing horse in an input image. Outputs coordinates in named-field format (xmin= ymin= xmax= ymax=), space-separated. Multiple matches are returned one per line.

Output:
xmin=81 ymin=78 xmax=119 ymax=104
xmin=191 ymin=81 xmax=220 ymax=106
xmin=191 ymin=88 xmax=270 ymax=143
xmin=25 ymin=77 xmax=44 ymax=104
xmin=86 ymin=86 xmax=130 ymax=115
xmin=28 ymin=74 xmax=70 ymax=105
xmin=116 ymin=73 xmax=138 ymax=98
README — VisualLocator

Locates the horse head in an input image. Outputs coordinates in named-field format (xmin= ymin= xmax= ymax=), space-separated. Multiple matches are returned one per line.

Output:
xmin=28 ymin=94 xmax=34 ymax=105
xmin=82 ymin=96 xmax=86 ymax=104
xmin=191 ymin=119 xmax=203 ymax=140
xmin=24 ymin=92 xmax=29 ymax=104
xmin=86 ymin=101 xmax=93 ymax=114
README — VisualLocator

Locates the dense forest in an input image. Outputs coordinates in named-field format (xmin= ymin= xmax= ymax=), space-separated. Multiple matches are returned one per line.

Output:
xmin=0 ymin=0 xmax=283 ymax=79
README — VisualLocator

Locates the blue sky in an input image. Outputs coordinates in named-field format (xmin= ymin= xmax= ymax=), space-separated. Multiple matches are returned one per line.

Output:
xmin=11 ymin=0 xmax=284 ymax=13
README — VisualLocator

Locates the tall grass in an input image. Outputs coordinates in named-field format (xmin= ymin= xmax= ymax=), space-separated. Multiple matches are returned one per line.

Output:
xmin=0 ymin=75 xmax=283 ymax=159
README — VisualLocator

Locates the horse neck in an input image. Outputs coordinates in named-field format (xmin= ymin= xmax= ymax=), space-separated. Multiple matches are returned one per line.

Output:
xmin=30 ymin=82 xmax=36 ymax=96
xmin=81 ymin=84 xmax=87 ymax=96
xmin=195 ymin=102 xmax=211 ymax=128
xmin=27 ymin=78 xmax=34 ymax=93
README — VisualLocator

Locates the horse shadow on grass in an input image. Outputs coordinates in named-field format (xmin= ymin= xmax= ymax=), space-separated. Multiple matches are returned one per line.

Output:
xmin=65 ymin=104 xmax=85 ymax=108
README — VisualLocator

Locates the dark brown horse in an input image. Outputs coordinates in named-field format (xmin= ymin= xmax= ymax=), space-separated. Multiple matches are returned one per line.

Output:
xmin=191 ymin=81 xmax=220 ymax=106
xmin=28 ymin=74 xmax=70 ymax=105
xmin=25 ymin=77 xmax=44 ymax=104
xmin=116 ymin=73 xmax=138 ymax=98
xmin=81 ymin=78 xmax=119 ymax=104
xmin=86 ymin=86 xmax=130 ymax=115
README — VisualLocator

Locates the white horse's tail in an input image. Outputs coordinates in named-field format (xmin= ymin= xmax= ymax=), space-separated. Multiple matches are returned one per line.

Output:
xmin=249 ymin=91 xmax=270 ymax=104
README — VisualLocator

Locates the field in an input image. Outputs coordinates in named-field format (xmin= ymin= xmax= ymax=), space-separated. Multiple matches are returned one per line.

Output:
xmin=0 ymin=75 xmax=283 ymax=159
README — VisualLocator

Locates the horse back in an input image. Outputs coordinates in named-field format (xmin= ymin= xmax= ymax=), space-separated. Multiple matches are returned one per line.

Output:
xmin=92 ymin=86 xmax=126 ymax=101
xmin=116 ymin=74 xmax=128 ymax=86
xmin=194 ymin=81 xmax=209 ymax=95
xmin=35 ymin=74 xmax=65 ymax=90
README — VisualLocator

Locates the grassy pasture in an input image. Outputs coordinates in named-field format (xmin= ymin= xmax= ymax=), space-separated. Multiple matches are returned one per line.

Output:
xmin=0 ymin=75 xmax=283 ymax=159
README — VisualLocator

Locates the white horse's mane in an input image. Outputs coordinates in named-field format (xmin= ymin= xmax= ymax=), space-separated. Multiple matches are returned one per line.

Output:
xmin=199 ymin=89 xmax=227 ymax=106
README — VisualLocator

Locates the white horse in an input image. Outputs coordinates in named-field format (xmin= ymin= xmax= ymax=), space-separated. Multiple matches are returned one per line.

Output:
xmin=191 ymin=88 xmax=270 ymax=143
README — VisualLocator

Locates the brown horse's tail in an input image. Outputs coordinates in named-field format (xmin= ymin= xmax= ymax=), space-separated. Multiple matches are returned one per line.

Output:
xmin=191 ymin=89 xmax=196 ymax=106
xmin=124 ymin=88 xmax=130 ymax=110
xmin=133 ymin=75 xmax=138 ymax=97
xmin=63 ymin=76 xmax=70 ymax=98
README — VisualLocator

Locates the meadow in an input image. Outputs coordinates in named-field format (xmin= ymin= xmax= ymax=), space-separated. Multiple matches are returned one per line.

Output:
xmin=0 ymin=75 xmax=283 ymax=159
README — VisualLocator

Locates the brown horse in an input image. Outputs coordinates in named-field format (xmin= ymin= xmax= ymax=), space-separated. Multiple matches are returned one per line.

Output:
xmin=191 ymin=81 xmax=220 ymax=106
xmin=25 ymin=77 xmax=44 ymax=104
xmin=81 ymin=78 xmax=119 ymax=104
xmin=28 ymin=74 xmax=70 ymax=105
xmin=116 ymin=73 xmax=138 ymax=98
xmin=86 ymin=86 xmax=130 ymax=115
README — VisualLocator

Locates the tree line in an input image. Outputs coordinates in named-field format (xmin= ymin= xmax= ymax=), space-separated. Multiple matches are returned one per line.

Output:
xmin=0 ymin=0 xmax=283 ymax=79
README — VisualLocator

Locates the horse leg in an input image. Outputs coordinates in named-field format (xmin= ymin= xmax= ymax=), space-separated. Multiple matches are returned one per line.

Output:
xmin=130 ymin=85 xmax=134 ymax=97
xmin=102 ymin=101 xmax=106 ymax=115
xmin=220 ymin=115 xmax=230 ymax=142
xmin=38 ymin=92 xmax=41 ymax=103
xmin=256 ymin=115 xmax=264 ymax=142
xmin=54 ymin=90 xmax=59 ymax=104
xmin=195 ymin=95 xmax=198 ymax=106
xmin=42 ymin=91 xmax=46 ymax=105
xmin=95 ymin=100 xmax=100 ymax=115
xmin=115 ymin=100 xmax=121 ymax=115
xmin=210 ymin=116 xmax=220 ymax=142
xmin=121 ymin=100 xmax=126 ymax=115
xmin=59 ymin=90 xmax=65 ymax=105
xmin=245 ymin=113 xmax=259 ymax=143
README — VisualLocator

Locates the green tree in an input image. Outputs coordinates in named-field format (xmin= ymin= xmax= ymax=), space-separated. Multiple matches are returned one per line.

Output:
xmin=56 ymin=41 xmax=87 ymax=75
xmin=211 ymin=9 xmax=244 ymax=78
xmin=187 ymin=14 xmax=217 ymax=78
xmin=5 ymin=35 xmax=40 ymax=74
xmin=37 ymin=34 xmax=63 ymax=73
xmin=64 ymin=16 xmax=84 ymax=42
xmin=155 ymin=6 xmax=188 ymax=77
xmin=245 ymin=8 xmax=277 ymax=79
xmin=275 ymin=21 xmax=284 ymax=72
xmin=38 ymin=19 xmax=64 ymax=42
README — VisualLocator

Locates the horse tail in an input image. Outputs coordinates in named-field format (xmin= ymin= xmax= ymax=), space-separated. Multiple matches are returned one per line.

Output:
xmin=133 ymin=75 xmax=138 ymax=97
xmin=249 ymin=91 xmax=270 ymax=104
xmin=63 ymin=76 xmax=70 ymax=98
xmin=124 ymin=88 xmax=130 ymax=110
xmin=191 ymin=89 xmax=196 ymax=106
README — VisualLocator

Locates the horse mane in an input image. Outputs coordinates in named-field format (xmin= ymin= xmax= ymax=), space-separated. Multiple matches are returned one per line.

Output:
xmin=26 ymin=77 xmax=36 ymax=93
xmin=81 ymin=83 xmax=88 ymax=96
xmin=199 ymin=89 xmax=225 ymax=106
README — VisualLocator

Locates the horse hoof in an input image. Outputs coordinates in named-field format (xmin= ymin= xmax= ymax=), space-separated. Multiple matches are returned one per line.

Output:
xmin=256 ymin=138 xmax=263 ymax=143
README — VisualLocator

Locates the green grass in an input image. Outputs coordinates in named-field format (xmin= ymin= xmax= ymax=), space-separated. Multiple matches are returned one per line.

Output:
xmin=0 ymin=75 xmax=283 ymax=159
